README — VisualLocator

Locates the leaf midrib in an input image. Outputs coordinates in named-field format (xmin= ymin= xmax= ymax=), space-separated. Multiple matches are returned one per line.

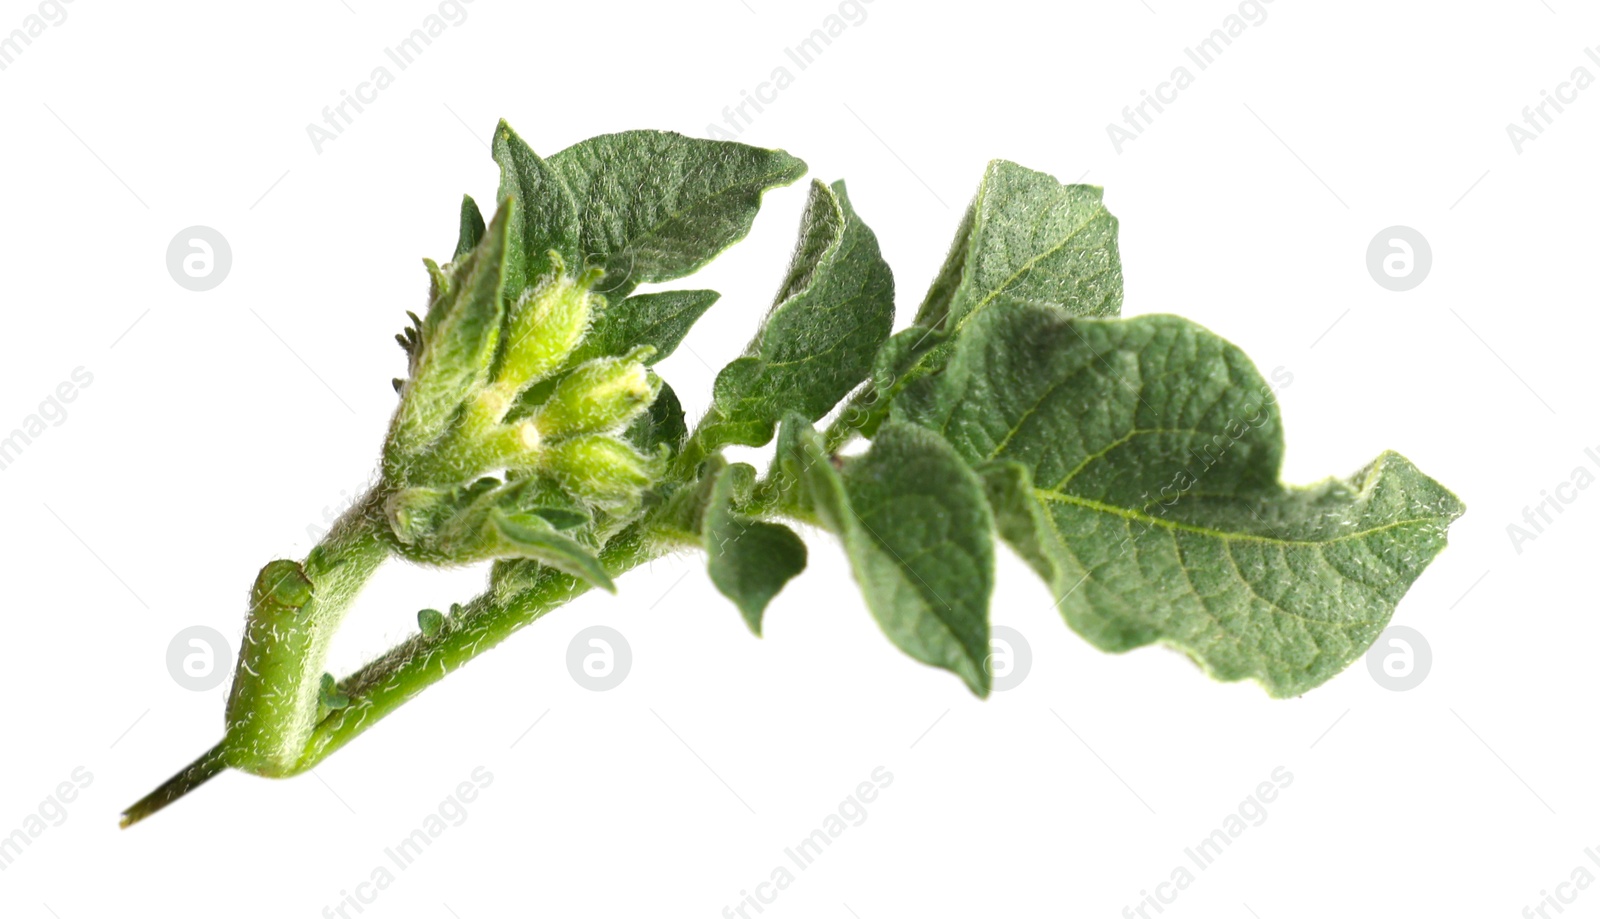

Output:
xmin=1032 ymin=488 xmax=1436 ymax=547
xmin=892 ymin=201 xmax=1113 ymax=401
xmin=951 ymin=200 xmax=1111 ymax=337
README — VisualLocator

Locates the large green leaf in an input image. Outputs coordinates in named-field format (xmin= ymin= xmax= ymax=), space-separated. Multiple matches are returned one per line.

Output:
xmin=893 ymin=305 xmax=1465 ymax=697
xmin=492 ymin=121 xmax=581 ymax=295
xmin=697 ymin=180 xmax=895 ymax=450
xmin=548 ymin=130 xmax=806 ymax=297
xmin=701 ymin=460 xmax=807 ymax=635
xmin=776 ymin=416 xmax=994 ymax=695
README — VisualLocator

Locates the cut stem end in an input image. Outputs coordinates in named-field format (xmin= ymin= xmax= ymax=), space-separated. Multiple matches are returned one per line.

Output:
xmin=120 ymin=742 xmax=230 ymax=829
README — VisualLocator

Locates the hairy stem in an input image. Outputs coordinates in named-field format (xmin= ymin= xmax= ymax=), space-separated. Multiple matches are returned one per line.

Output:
xmin=821 ymin=387 xmax=880 ymax=454
xmin=119 ymin=742 xmax=229 ymax=829
xmin=293 ymin=528 xmax=657 ymax=770
xmin=671 ymin=428 xmax=716 ymax=480
xmin=123 ymin=525 xmax=668 ymax=827
xmin=222 ymin=487 xmax=390 ymax=775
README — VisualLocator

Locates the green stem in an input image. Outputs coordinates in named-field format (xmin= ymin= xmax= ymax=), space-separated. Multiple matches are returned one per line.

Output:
xmin=221 ymin=487 xmax=390 ymax=775
xmin=119 ymin=741 xmax=228 ymax=829
xmin=672 ymin=426 xmax=716 ymax=480
xmin=821 ymin=386 xmax=880 ymax=454
xmin=123 ymin=526 xmax=668 ymax=827
xmin=293 ymin=529 xmax=658 ymax=771
xmin=123 ymin=493 xmax=390 ymax=826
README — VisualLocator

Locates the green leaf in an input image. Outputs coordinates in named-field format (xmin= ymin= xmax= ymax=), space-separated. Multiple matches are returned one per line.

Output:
xmin=894 ymin=305 xmax=1465 ymax=697
xmin=702 ymin=460 xmax=807 ymax=635
xmin=548 ymin=130 xmax=806 ymax=297
xmin=453 ymin=194 xmax=485 ymax=261
xmin=384 ymin=475 xmax=597 ymax=567
xmin=775 ymin=416 xmax=994 ymax=695
xmin=494 ymin=476 xmax=592 ymax=530
xmin=318 ymin=673 xmax=349 ymax=710
xmin=574 ymin=289 xmax=721 ymax=365
xmin=385 ymin=482 xmax=481 ymax=547
xmin=626 ymin=379 xmax=688 ymax=455
xmin=649 ymin=454 xmax=728 ymax=544
xmin=417 ymin=608 xmax=446 ymax=638
xmin=697 ymin=180 xmax=895 ymax=450
xmin=492 ymin=511 xmax=615 ymax=592
xmin=389 ymin=201 xmax=513 ymax=461
xmin=914 ymin=159 xmax=1122 ymax=333
xmin=493 ymin=121 xmax=581 ymax=295
xmin=841 ymin=161 xmax=1125 ymax=442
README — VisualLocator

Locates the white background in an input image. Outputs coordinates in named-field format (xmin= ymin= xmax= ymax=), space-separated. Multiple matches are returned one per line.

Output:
xmin=0 ymin=1 xmax=1594 ymax=916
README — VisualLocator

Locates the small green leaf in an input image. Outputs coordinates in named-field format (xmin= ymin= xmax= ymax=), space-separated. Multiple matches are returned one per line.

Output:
xmin=650 ymin=453 xmax=730 ymax=544
xmin=894 ymin=304 xmax=1465 ymax=697
xmin=493 ymin=121 xmax=581 ymax=295
xmin=493 ymin=476 xmax=592 ymax=530
xmin=385 ymin=478 xmax=496 ymax=555
xmin=574 ymin=289 xmax=721 ymax=365
xmin=385 ymin=484 xmax=458 ymax=545
xmin=626 ymin=380 xmax=688 ymax=455
xmin=548 ymin=130 xmax=806 ymax=297
xmin=319 ymin=673 xmax=349 ymax=710
xmin=453 ymin=194 xmax=485 ymax=261
xmin=492 ymin=511 xmax=615 ymax=592
xmin=775 ymin=416 xmax=994 ymax=695
xmin=417 ymin=608 xmax=446 ymax=638
xmin=389 ymin=202 xmax=513 ymax=462
xmin=385 ymin=475 xmax=595 ymax=566
xmin=697 ymin=180 xmax=894 ymax=450
xmin=702 ymin=461 xmax=807 ymax=635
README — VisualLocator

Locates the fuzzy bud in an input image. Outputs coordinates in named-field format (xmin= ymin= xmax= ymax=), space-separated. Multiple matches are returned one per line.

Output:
xmin=532 ymin=352 xmax=660 ymax=441
xmin=543 ymin=435 xmax=659 ymax=506
xmin=496 ymin=256 xmax=597 ymax=388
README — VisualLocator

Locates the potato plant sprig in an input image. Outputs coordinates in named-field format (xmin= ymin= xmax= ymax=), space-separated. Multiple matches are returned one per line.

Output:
xmin=124 ymin=123 xmax=1464 ymax=828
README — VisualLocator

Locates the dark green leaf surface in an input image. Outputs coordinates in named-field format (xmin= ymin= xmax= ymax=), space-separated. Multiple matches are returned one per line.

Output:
xmin=549 ymin=130 xmax=806 ymax=297
xmin=575 ymin=289 xmax=721 ymax=365
xmin=453 ymin=194 xmax=485 ymax=262
xmin=493 ymin=121 xmax=581 ymax=295
xmin=847 ymin=160 xmax=1123 ymax=442
xmin=777 ymin=416 xmax=994 ymax=695
xmin=894 ymin=305 xmax=1465 ymax=696
xmin=915 ymin=159 xmax=1122 ymax=332
xmin=702 ymin=461 xmax=807 ymax=635
xmin=698 ymin=180 xmax=894 ymax=449
xmin=491 ymin=511 xmax=614 ymax=592
xmin=625 ymin=379 xmax=688 ymax=455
